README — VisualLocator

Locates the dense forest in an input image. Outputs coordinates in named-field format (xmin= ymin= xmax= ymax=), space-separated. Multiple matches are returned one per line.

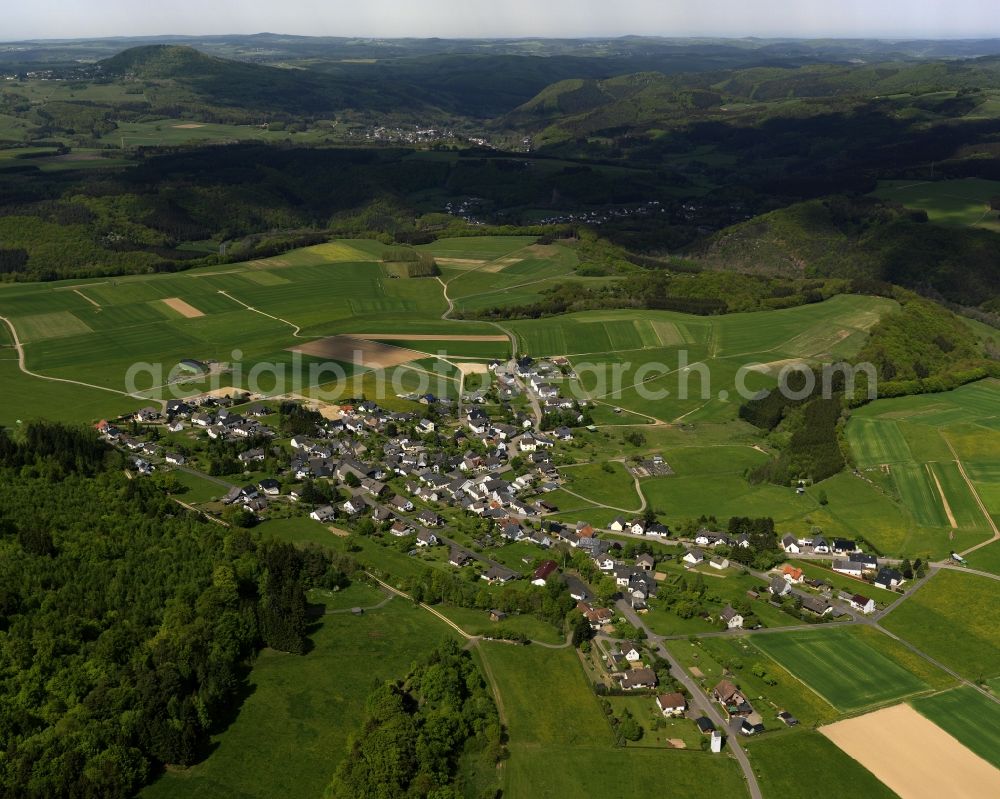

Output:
xmin=0 ymin=423 xmax=356 ymax=799
xmin=328 ymin=641 xmax=502 ymax=799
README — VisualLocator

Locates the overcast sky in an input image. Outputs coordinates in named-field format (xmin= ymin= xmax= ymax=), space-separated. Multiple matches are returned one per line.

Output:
xmin=4 ymin=0 xmax=999 ymax=41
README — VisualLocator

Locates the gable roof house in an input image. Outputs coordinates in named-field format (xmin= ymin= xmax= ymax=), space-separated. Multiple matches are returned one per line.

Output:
xmin=800 ymin=595 xmax=833 ymax=616
xmin=849 ymin=553 xmax=879 ymax=571
xmin=768 ymin=577 xmax=791 ymax=597
xmin=781 ymin=564 xmax=804 ymax=584
xmin=416 ymin=531 xmax=438 ymax=547
xmin=713 ymin=680 xmax=753 ymax=718
xmin=618 ymin=668 xmax=658 ymax=691
xmin=720 ymin=606 xmax=744 ymax=629
xmin=388 ymin=494 xmax=414 ymax=512
xmin=849 ymin=594 xmax=876 ymax=614
xmin=781 ymin=533 xmax=801 ymax=554
xmin=656 ymin=692 xmax=688 ymax=717
xmin=309 ymin=505 xmax=336 ymax=522
xmin=831 ymin=559 xmax=864 ymax=577
xmin=342 ymin=495 xmax=369 ymax=516
xmin=875 ymin=567 xmax=904 ymax=589
xmin=636 ymin=554 xmax=656 ymax=572
xmin=482 ymin=565 xmax=518 ymax=584
xmin=621 ymin=642 xmax=643 ymax=662
xmin=531 ymin=560 xmax=559 ymax=586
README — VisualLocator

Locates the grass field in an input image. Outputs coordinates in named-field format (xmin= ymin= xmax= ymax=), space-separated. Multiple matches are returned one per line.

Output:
xmin=872 ymin=178 xmax=1000 ymax=232
xmin=434 ymin=604 xmax=564 ymax=644
xmin=667 ymin=636 xmax=844 ymax=727
xmin=0 ymin=237 xmax=552 ymax=425
xmin=749 ymin=627 xmax=940 ymax=712
xmin=881 ymin=570 xmax=1000 ymax=683
xmin=745 ymin=731 xmax=898 ymax=799
xmin=911 ymin=687 xmax=1000 ymax=770
xmin=965 ymin=539 xmax=1000 ymax=576
xmin=480 ymin=643 xmax=749 ymax=798
xmin=143 ymin=600 xmax=456 ymax=799
xmin=845 ymin=380 xmax=1000 ymax=553
xmin=559 ymin=460 xmax=641 ymax=510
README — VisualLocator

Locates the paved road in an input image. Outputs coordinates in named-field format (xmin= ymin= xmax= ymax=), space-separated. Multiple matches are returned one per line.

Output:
xmin=615 ymin=599 xmax=763 ymax=799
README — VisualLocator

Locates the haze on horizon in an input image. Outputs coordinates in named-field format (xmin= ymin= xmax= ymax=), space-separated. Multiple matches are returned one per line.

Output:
xmin=4 ymin=0 xmax=999 ymax=42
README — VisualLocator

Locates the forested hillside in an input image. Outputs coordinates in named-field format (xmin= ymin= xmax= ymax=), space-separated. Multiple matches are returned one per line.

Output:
xmin=694 ymin=196 xmax=1000 ymax=312
xmin=0 ymin=423 xmax=355 ymax=798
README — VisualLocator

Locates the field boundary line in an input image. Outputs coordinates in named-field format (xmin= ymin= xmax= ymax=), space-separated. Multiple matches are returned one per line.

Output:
xmin=927 ymin=464 xmax=958 ymax=529
xmin=942 ymin=435 xmax=1000 ymax=554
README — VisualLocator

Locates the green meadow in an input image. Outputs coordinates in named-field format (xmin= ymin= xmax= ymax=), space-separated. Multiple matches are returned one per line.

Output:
xmin=911 ymin=686 xmax=1000 ymax=770
xmin=881 ymin=570 xmax=1000 ymax=683
xmin=845 ymin=380 xmax=1000 ymax=553
xmin=750 ymin=627 xmax=949 ymax=712
xmin=143 ymin=601 xmax=457 ymax=799
xmin=872 ymin=178 xmax=1000 ymax=232
xmin=0 ymin=236 xmax=535 ymax=425
xmin=479 ymin=643 xmax=749 ymax=799
xmin=745 ymin=732 xmax=898 ymax=799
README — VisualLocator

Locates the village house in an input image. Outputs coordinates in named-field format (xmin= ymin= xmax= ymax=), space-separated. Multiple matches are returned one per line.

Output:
xmin=618 ymin=668 xmax=657 ymax=691
xmin=832 ymin=559 xmax=864 ymax=577
xmin=416 ymin=531 xmax=438 ymax=547
xmin=683 ymin=548 xmax=705 ymax=565
xmin=800 ymin=595 xmax=833 ymax=616
xmin=309 ymin=505 xmax=336 ymax=522
xmin=636 ymin=553 xmax=655 ymax=572
xmin=258 ymin=478 xmax=280 ymax=496
xmin=531 ymin=560 xmax=558 ymax=586
xmin=656 ymin=692 xmax=687 ymax=717
xmin=621 ymin=642 xmax=643 ymax=662
xmin=875 ymin=567 xmax=904 ymax=589
xmin=712 ymin=680 xmax=753 ymax=718
xmin=720 ymin=606 xmax=744 ymax=629
xmin=848 ymin=594 xmax=876 ymax=614
xmin=781 ymin=564 xmax=805 ymax=584
xmin=482 ymin=565 xmax=518 ymax=584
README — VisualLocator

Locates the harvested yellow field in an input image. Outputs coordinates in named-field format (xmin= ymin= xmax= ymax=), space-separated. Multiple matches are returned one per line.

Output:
xmin=162 ymin=297 xmax=204 ymax=318
xmin=821 ymin=703 xmax=1000 ymax=799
